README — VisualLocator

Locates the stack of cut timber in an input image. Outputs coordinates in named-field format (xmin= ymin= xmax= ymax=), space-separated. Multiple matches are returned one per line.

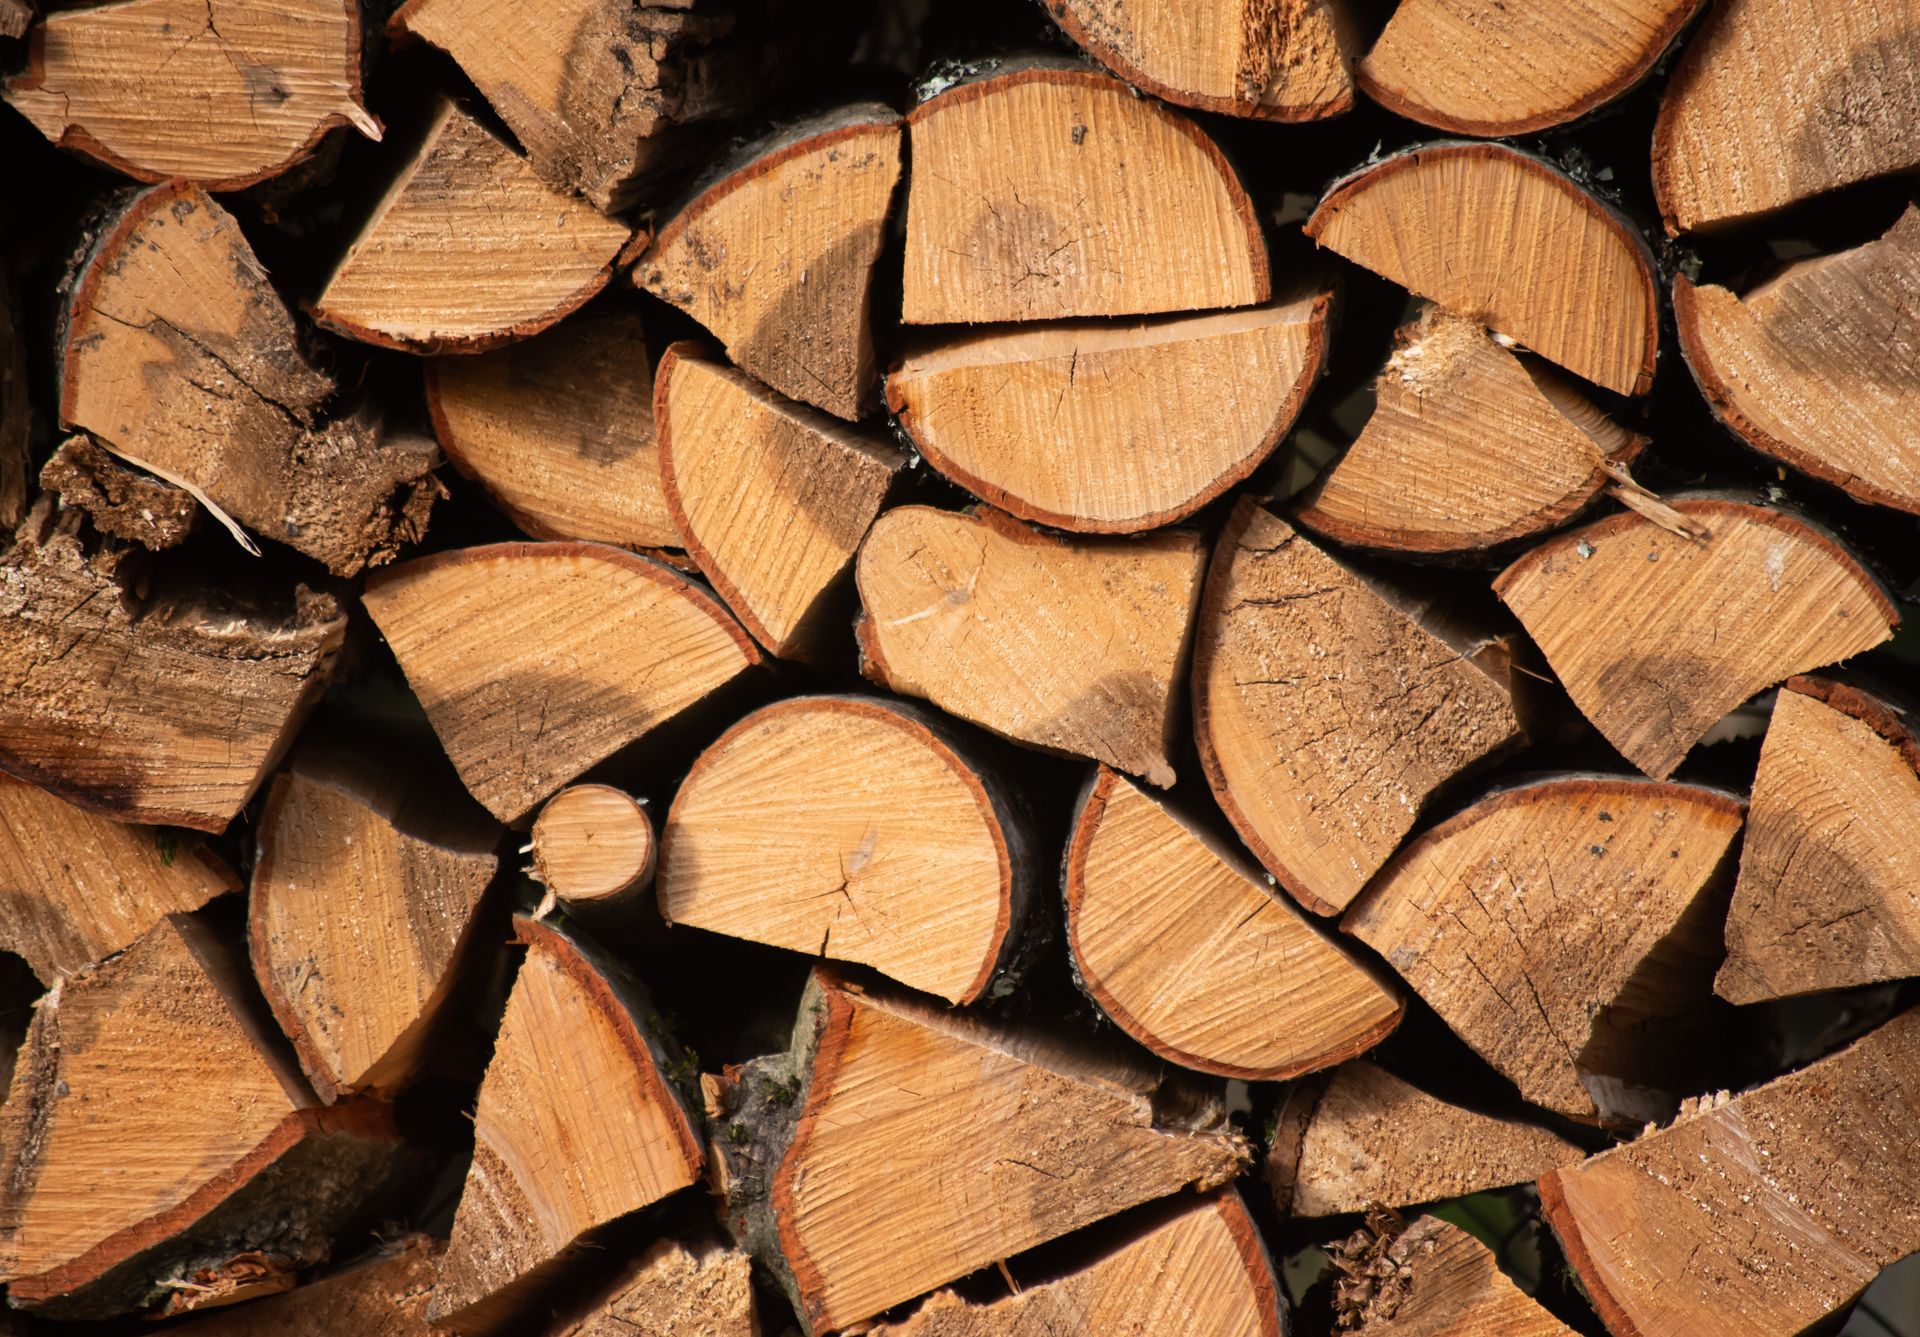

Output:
xmin=0 ymin=0 xmax=1916 ymax=1334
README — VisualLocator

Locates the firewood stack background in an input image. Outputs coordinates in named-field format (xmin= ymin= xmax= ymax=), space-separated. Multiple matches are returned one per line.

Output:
xmin=0 ymin=0 xmax=1917 ymax=1332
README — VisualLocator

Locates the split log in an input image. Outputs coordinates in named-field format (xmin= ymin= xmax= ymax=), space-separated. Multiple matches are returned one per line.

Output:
xmin=1357 ymin=0 xmax=1704 ymax=136
xmin=1343 ymin=776 xmax=1744 ymax=1122
xmin=424 ymin=310 xmax=680 ymax=552
xmin=661 ymin=696 xmax=1035 ymax=1006
xmin=428 ymin=915 xmax=703 ymax=1333
xmin=1064 ymin=768 xmax=1402 ymax=1079
xmin=0 ymin=772 xmax=236 ymax=983
xmin=361 ymin=541 xmax=761 ymax=824
xmin=169 ymin=1235 xmax=439 ymax=1336
xmin=1305 ymin=142 xmax=1657 ymax=396
xmin=887 ymin=288 xmax=1333 ymax=533
xmin=1293 ymin=306 xmax=1646 ymax=555
xmin=1493 ymin=498 xmax=1898 ymax=780
xmin=0 ymin=0 xmax=29 ymax=41
xmin=1266 ymin=1062 xmax=1583 ymax=1217
xmin=553 ymin=1236 xmax=758 ymax=1337
xmin=39 ymin=436 xmax=198 ymax=550
xmin=0 ymin=504 xmax=344 ymax=832
xmin=0 ymin=278 xmax=26 ymax=531
xmin=1541 ymin=1006 xmax=1920 ymax=1337
xmin=60 ymin=183 xmax=440 ymax=576
xmin=1674 ymin=207 xmax=1920 ymax=516
xmin=312 ymin=100 xmax=631 ymax=355
xmin=0 ymin=913 xmax=402 ymax=1319
xmin=869 ymin=1191 xmax=1283 ymax=1336
xmin=2 ymin=0 xmax=378 ymax=189
xmin=1717 ymin=677 xmax=1920 ymax=1003
xmin=855 ymin=506 xmax=1205 ymax=787
xmin=710 ymin=967 xmax=1250 ymax=1335
xmin=1047 ymin=0 xmax=1360 ymax=120
xmin=1346 ymin=1216 xmax=1577 ymax=1336
xmin=655 ymin=344 xmax=904 ymax=661
xmin=1652 ymin=0 xmax=1920 ymax=234
xmin=636 ymin=106 xmax=904 ymax=420
xmin=530 ymin=784 xmax=656 ymax=915
xmin=1192 ymin=499 xmax=1526 ymax=916
xmin=250 ymin=747 xmax=500 ymax=1100
xmin=901 ymin=63 xmax=1269 ymax=324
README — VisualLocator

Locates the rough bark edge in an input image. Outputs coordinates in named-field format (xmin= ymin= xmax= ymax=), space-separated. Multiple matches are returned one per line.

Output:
xmin=311 ymin=267 xmax=619 ymax=358
xmin=1535 ymin=1168 xmax=1645 ymax=1337
xmin=1213 ymin=1189 xmax=1289 ymax=1337
xmin=1782 ymin=675 xmax=1920 ymax=775
xmin=58 ymin=182 xmax=190 ymax=428
xmin=1262 ymin=1071 xmax=1329 ymax=1217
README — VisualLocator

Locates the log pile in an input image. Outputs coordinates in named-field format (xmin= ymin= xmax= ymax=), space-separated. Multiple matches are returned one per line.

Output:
xmin=0 ymin=1 xmax=1916 ymax=1333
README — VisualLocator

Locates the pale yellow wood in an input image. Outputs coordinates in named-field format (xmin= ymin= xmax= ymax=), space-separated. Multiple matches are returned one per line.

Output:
xmin=656 ymin=345 xmax=902 ymax=660
xmin=856 ymin=506 xmax=1205 ymax=787
xmin=1493 ymin=499 xmax=1897 ymax=779
xmin=531 ymin=784 xmax=654 ymax=905
xmin=361 ymin=542 xmax=759 ymax=824
xmin=889 ymin=292 xmax=1330 ymax=533
xmin=1307 ymin=143 xmax=1657 ymax=395
xmin=3 ymin=0 xmax=378 ymax=188
xmin=1355 ymin=1217 xmax=1577 ymax=1336
xmin=555 ymin=1237 xmax=758 ymax=1337
xmin=1344 ymin=777 xmax=1743 ymax=1120
xmin=902 ymin=65 xmax=1268 ymax=323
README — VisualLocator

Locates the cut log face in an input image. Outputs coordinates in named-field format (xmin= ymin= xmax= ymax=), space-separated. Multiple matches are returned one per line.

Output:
xmin=164 ymin=1235 xmax=440 ymax=1336
xmin=1294 ymin=306 xmax=1646 ymax=554
xmin=655 ymin=344 xmax=904 ymax=661
xmin=0 ymin=773 xmax=236 ymax=983
xmin=2 ymin=0 xmax=378 ymax=189
xmin=1351 ymin=1216 xmax=1577 ymax=1336
xmin=312 ymin=100 xmax=631 ymax=354
xmin=901 ymin=64 xmax=1269 ymax=323
xmin=531 ymin=785 xmax=655 ymax=909
xmin=554 ymin=1236 xmax=758 ymax=1337
xmin=888 ymin=289 xmax=1333 ymax=534
xmin=636 ymin=106 xmax=904 ymax=420
xmin=1065 ymin=768 xmax=1402 ymax=1079
xmin=1267 ymin=1062 xmax=1583 ymax=1217
xmin=661 ymin=696 xmax=1034 ymax=1005
xmin=855 ymin=506 xmax=1206 ymax=787
xmin=869 ymin=1191 xmax=1283 ymax=1337
xmin=1192 ymin=500 xmax=1526 ymax=916
xmin=429 ymin=915 xmax=703 ymax=1331
xmin=1541 ymin=1007 xmax=1920 ymax=1337
xmin=250 ymin=750 xmax=500 ymax=1100
xmin=1493 ymin=499 xmax=1898 ymax=780
xmin=39 ymin=436 xmax=197 ymax=551
xmin=61 ymin=183 xmax=441 ymax=577
xmin=1653 ymin=0 xmax=1920 ymax=234
xmin=717 ymin=969 xmax=1250 ymax=1334
xmin=1675 ymin=208 xmax=1920 ymax=516
xmin=1305 ymin=143 xmax=1658 ymax=396
xmin=425 ymin=310 xmax=679 ymax=551
xmin=1717 ymin=677 xmax=1920 ymax=1004
xmin=362 ymin=541 xmax=760 ymax=824
xmin=0 ymin=508 xmax=345 ymax=833
xmin=0 ymin=914 xmax=401 ymax=1319
xmin=1357 ymin=0 xmax=1704 ymax=136
xmin=1343 ymin=776 xmax=1744 ymax=1121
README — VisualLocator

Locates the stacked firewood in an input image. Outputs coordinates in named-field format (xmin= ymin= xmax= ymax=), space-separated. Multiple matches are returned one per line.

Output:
xmin=0 ymin=0 xmax=1917 ymax=1333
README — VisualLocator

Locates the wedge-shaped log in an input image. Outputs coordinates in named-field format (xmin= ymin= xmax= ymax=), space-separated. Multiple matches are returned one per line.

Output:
xmin=1653 ymin=0 xmax=1920 ymax=234
xmin=1351 ymin=1217 xmax=1578 ymax=1335
xmin=429 ymin=916 xmax=703 ymax=1332
xmin=1267 ymin=1061 xmax=1583 ymax=1216
xmin=637 ymin=106 xmax=903 ymax=420
xmin=1306 ymin=143 xmax=1657 ymax=395
xmin=856 ymin=506 xmax=1205 ymax=787
xmin=1718 ymin=677 xmax=1920 ymax=1003
xmin=425 ymin=310 xmax=679 ymax=551
xmin=712 ymin=968 xmax=1250 ymax=1335
xmin=531 ymin=785 xmax=655 ymax=914
xmin=363 ymin=542 xmax=760 ymax=824
xmin=889 ymin=289 xmax=1332 ymax=533
xmin=1541 ymin=1007 xmax=1920 ymax=1337
xmin=313 ymin=101 xmax=630 ymax=354
xmin=0 ymin=914 xmax=401 ymax=1319
xmin=656 ymin=345 xmax=903 ymax=661
xmin=1295 ymin=307 xmax=1645 ymax=554
xmin=662 ymin=696 xmax=1034 ymax=1005
xmin=38 ymin=436 xmax=197 ymax=551
xmin=3 ymin=0 xmax=378 ymax=189
xmin=902 ymin=64 xmax=1268 ymax=324
xmin=0 ymin=506 xmax=343 ymax=832
xmin=553 ymin=1236 xmax=757 ymax=1337
xmin=164 ymin=1236 xmax=439 ymax=1335
xmin=1494 ymin=499 xmax=1897 ymax=780
xmin=61 ymin=183 xmax=439 ymax=576
xmin=1066 ymin=769 xmax=1401 ymax=1078
xmin=1676 ymin=208 xmax=1920 ymax=516
xmin=1193 ymin=500 xmax=1526 ymax=915
xmin=1345 ymin=776 xmax=1743 ymax=1121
